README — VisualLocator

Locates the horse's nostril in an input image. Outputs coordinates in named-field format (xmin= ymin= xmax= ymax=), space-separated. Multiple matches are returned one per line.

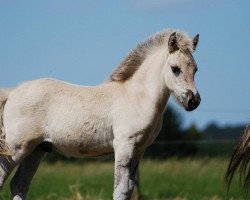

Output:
xmin=185 ymin=90 xmax=200 ymax=111
xmin=195 ymin=92 xmax=201 ymax=102
xmin=188 ymin=99 xmax=195 ymax=107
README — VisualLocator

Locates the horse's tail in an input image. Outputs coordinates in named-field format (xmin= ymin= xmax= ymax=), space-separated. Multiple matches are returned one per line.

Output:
xmin=226 ymin=125 xmax=250 ymax=192
xmin=0 ymin=89 xmax=13 ymax=157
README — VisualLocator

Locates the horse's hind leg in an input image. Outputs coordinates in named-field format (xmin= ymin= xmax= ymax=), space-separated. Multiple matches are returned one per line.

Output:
xmin=10 ymin=147 xmax=46 ymax=200
xmin=0 ymin=145 xmax=27 ymax=191
xmin=0 ymin=157 xmax=17 ymax=191
xmin=0 ymin=136 xmax=41 ymax=192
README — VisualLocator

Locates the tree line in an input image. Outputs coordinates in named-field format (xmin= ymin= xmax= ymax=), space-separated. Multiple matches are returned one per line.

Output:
xmin=146 ymin=106 xmax=246 ymax=158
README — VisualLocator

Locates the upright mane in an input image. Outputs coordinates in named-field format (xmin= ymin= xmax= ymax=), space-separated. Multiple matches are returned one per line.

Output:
xmin=107 ymin=29 xmax=196 ymax=82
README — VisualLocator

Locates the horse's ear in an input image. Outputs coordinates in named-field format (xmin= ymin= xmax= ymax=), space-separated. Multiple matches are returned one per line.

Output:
xmin=193 ymin=34 xmax=199 ymax=51
xmin=168 ymin=32 xmax=179 ymax=53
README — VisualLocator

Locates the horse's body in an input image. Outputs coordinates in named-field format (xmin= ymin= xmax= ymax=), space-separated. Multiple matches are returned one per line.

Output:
xmin=5 ymin=78 xmax=161 ymax=158
xmin=0 ymin=29 xmax=200 ymax=200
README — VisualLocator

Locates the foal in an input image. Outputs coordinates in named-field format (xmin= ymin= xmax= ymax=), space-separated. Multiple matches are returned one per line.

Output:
xmin=0 ymin=29 xmax=200 ymax=200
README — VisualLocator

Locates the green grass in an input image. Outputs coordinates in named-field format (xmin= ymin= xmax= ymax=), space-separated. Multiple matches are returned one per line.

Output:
xmin=140 ymin=158 xmax=244 ymax=200
xmin=0 ymin=158 xmax=246 ymax=200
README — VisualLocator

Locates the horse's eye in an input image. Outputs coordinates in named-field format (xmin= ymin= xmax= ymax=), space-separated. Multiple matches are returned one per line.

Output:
xmin=171 ymin=66 xmax=181 ymax=76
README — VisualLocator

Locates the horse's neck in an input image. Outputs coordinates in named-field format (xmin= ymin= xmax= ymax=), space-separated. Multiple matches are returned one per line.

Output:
xmin=126 ymin=48 xmax=170 ymax=114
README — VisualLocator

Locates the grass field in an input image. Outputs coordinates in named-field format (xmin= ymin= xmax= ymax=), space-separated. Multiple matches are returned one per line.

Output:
xmin=0 ymin=158 xmax=246 ymax=200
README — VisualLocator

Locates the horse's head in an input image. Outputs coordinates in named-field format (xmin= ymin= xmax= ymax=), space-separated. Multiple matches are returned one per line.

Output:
xmin=164 ymin=32 xmax=200 ymax=111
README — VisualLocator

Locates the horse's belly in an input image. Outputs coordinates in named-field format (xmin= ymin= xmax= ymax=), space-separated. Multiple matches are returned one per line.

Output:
xmin=48 ymin=127 xmax=114 ymax=158
xmin=55 ymin=140 xmax=114 ymax=158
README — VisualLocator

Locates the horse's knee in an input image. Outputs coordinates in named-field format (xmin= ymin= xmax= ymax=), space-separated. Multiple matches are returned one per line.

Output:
xmin=113 ymin=174 xmax=135 ymax=200
xmin=113 ymin=187 xmax=134 ymax=200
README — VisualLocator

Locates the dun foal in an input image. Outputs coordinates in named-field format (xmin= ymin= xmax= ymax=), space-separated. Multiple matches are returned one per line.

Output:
xmin=0 ymin=29 xmax=200 ymax=200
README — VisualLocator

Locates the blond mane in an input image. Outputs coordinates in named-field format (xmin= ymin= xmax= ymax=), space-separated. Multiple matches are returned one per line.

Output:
xmin=107 ymin=29 xmax=196 ymax=82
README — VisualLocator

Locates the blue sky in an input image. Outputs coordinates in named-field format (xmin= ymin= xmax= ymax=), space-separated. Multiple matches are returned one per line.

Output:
xmin=0 ymin=0 xmax=250 ymax=129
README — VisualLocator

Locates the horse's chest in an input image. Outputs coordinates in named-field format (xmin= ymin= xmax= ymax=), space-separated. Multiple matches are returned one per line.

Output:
xmin=135 ymin=118 xmax=162 ymax=148
xmin=114 ymin=114 xmax=162 ymax=150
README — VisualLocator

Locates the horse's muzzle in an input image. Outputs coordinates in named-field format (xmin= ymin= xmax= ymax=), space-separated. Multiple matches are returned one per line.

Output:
xmin=184 ymin=90 xmax=201 ymax=111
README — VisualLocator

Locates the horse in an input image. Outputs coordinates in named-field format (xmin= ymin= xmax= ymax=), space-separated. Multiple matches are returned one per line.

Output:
xmin=226 ymin=126 xmax=250 ymax=192
xmin=0 ymin=29 xmax=200 ymax=200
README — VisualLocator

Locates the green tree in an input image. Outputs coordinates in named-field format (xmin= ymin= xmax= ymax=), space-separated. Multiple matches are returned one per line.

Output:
xmin=184 ymin=123 xmax=202 ymax=141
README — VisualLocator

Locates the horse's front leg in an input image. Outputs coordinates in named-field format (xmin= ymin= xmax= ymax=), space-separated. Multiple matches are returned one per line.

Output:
xmin=113 ymin=141 xmax=144 ymax=200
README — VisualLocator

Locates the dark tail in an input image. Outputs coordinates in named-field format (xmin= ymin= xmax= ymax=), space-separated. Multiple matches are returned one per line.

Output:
xmin=0 ymin=89 xmax=13 ymax=157
xmin=226 ymin=126 xmax=250 ymax=191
